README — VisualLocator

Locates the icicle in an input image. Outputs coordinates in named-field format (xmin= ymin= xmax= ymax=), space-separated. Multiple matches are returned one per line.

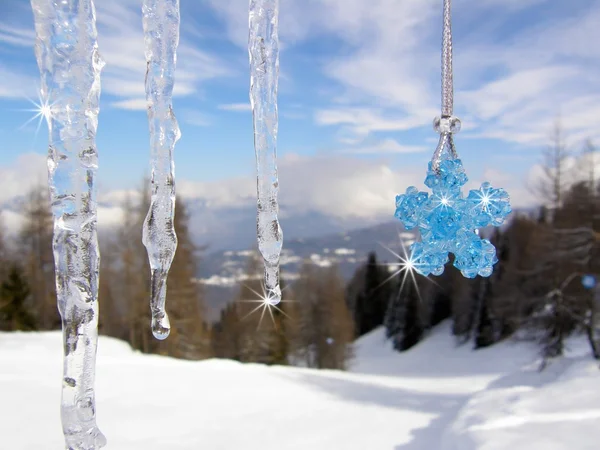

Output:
xmin=142 ymin=0 xmax=181 ymax=339
xmin=30 ymin=0 xmax=106 ymax=448
xmin=249 ymin=0 xmax=283 ymax=305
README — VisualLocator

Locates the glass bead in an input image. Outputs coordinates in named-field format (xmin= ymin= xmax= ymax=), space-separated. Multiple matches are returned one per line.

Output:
xmin=433 ymin=115 xmax=462 ymax=134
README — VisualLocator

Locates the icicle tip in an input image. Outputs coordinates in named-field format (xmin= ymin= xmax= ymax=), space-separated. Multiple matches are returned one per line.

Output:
xmin=265 ymin=286 xmax=281 ymax=306
xmin=151 ymin=311 xmax=171 ymax=340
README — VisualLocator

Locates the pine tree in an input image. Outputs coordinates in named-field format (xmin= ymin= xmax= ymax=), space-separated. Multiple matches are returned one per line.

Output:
xmin=384 ymin=267 xmax=425 ymax=352
xmin=318 ymin=266 xmax=355 ymax=369
xmin=428 ymin=271 xmax=452 ymax=328
xmin=224 ymin=252 xmax=285 ymax=364
xmin=113 ymin=190 xmax=154 ymax=354
xmin=161 ymin=196 xmax=211 ymax=360
xmin=269 ymin=276 xmax=290 ymax=365
xmin=399 ymin=279 xmax=423 ymax=351
xmin=212 ymin=303 xmax=244 ymax=360
xmin=354 ymin=252 xmax=389 ymax=337
xmin=384 ymin=279 xmax=404 ymax=341
xmin=19 ymin=185 xmax=57 ymax=330
xmin=98 ymin=238 xmax=119 ymax=338
xmin=474 ymin=277 xmax=494 ymax=349
xmin=0 ymin=265 xmax=36 ymax=331
xmin=0 ymin=216 xmax=8 ymax=283
xmin=512 ymin=123 xmax=585 ymax=361
xmin=289 ymin=261 xmax=354 ymax=369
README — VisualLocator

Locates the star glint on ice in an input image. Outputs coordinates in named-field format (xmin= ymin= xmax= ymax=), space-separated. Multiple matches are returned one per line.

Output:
xmin=238 ymin=282 xmax=293 ymax=330
xmin=19 ymin=90 xmax=56 ymax=137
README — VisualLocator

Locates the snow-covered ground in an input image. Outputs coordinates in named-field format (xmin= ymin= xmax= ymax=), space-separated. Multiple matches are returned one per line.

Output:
xmin=2 ymin=323 xmax=599 ymax=449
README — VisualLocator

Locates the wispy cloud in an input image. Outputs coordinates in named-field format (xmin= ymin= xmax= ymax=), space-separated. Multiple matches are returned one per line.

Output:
xmin=109 ymin=98 xmax=147 ymax=111
xmin=180 ymin=109 xmax=211 ymax=127
xmin=315 ymin=107 xmax=436 ymax=141
xmin=0 ymin=0 xmax=231 ymax=109
xmin=95 ymin=0 xmax=230 ymax=109
xmin=340 ymin=139 xmax=426 ymax=155
xmin=0 ymin=65 xmax=37 ymax=99
xmin=0 ymin=22 xmax=35 ymax=47
xmin=176 ymin=152 xmax=537 ymax=218
xmin=0 ymin=153 xmax=46 ymax=204
xmin=218 ymin=103 xmax=251 ymax=112
xmin=208 ymin=0 xmax=600 ymax=151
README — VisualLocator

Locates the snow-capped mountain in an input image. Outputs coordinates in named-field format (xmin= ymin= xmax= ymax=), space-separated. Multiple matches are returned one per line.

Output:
xmin=197 ymin=221 xmax=417 ymax=319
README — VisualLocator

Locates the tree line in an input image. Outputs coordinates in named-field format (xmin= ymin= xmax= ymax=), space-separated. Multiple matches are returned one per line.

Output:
xmin=1 ymin=124 xmax=598 ymax=370
xmin=0 ymin=182 xmax=356 ymax=369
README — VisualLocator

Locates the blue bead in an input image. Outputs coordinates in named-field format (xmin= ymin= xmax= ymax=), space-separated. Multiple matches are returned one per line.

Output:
xmin=395 ymin=186 xmax=428 ymax=229
xmin=582 ymin=274 xmax=597 ymax=290
xmin=394 ymin=157 xmax=511 ymax=278
xmin=410 ymin=242 xmax=448 ymax=277
xmin=466 ymin=182 xmax=511 ymax=227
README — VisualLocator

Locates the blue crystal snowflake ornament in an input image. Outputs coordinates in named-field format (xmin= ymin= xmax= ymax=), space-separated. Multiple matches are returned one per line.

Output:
xmin=395 ymin=0 xmax=512 ymax=278
xmin=395 ymin=116 xmax=511 ymax=278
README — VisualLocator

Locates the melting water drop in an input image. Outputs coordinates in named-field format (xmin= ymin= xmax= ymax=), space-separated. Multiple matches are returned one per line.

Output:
xmin=151 ymin=311 xmax=171 ymax=340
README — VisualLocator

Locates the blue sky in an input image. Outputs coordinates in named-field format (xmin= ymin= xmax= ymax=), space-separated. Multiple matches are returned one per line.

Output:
xmin=0 ymin=0 xmax=599 ymax=225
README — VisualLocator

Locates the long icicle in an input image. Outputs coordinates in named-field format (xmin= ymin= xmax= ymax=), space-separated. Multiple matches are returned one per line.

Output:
xmin=142 ymin=0 xmax=181 ymax=339
xmin=249 ymin=0 xmax=283 ymax=305
xmin=30 ymin=0 xmax=106 ymax=448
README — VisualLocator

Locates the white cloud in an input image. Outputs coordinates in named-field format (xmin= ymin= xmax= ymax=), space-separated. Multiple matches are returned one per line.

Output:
xmin=97 ymin=206 xmax=125 ymax=229
xmin=208 ymin=0 xmax=600 ymax=151
xmin=94 ymin=0 xmax=230 ymax=108
xmin=109 ymin=98 xmax=147 ymax=111
xmin=459 ymin=66 xmax=579 ymax=122
xmin=0 ymin=0 xmax=230 ymax=107
xmin=0 ymin=65 xmax=38 ymax=99
xmin=218 ymin=103 xmax=252 ymax=112
xmin=174 ymin=153 xmax=536 ymax=219
xmin=525 ymin=150 xmax=600 ymax=206
xmin=340 ymin=139 xmax=426 ymax=155
xmin=0 ymin=210 xmax=25 ymax=236
xmin=0 ymin=153 xmax=46 ymax=204
xmin=315 ymin=107 xmax=436 ymax=141
xmin=180 ymin=109 xmax=211 ymax=127
xmin=98 ymin=189 xmax=141 ymax=206
xmin=0 ymin=22 xmax=35 ymax=47
xmin=0 ymin=151 xmax=537 ymax=238
xmin=277 ymin=153 xmax=417 ymax=219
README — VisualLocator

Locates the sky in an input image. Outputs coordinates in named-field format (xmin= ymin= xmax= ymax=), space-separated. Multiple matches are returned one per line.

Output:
xmin=0 ymin=0 xmax=599 ymax=226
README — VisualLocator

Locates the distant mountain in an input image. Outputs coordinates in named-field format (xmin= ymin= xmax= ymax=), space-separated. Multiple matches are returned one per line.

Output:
xmin=186 ymin=199 xmax=388 ymax=252
xmin=197 ymin=221 xmax=418 ymax=320
xmin=196 ymin=206 xmax=538 ymax=320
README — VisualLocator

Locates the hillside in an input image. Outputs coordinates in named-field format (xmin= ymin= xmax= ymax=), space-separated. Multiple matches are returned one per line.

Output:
xmin=2 ymin=322 xmax=598 ymax=449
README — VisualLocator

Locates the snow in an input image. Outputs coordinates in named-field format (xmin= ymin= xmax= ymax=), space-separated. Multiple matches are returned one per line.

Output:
xmin=2 ymin=322 xmax=599 ymax=449
xmin=310 ymin=253 xmax=333 ymax=267
xmin=334 ymin=248 xmax=356 ymax=255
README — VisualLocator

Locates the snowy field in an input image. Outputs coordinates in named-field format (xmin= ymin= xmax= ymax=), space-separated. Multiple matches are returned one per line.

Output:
xmin=2 ymin=322 xmax=599 ymax=449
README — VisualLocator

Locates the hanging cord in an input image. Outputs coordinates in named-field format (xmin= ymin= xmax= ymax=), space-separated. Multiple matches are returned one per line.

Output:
xmin=432 ymin=0 xmax=461 ymax=172
xmin=441 ymin=0 xmax=453 ymax=118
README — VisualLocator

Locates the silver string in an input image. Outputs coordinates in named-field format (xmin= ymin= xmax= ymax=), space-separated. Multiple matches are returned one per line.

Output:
xmin=441 ymin=0 xmax=453 ymax=118
xmin=431 ymin=0 xmax=458 ymax=172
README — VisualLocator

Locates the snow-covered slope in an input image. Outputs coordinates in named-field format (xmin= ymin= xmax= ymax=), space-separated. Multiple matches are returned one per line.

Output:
xmin=1 ymin=323 xmax=598 ymax=449
xmin=443 ymin=341 xmax=600 ymax=450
